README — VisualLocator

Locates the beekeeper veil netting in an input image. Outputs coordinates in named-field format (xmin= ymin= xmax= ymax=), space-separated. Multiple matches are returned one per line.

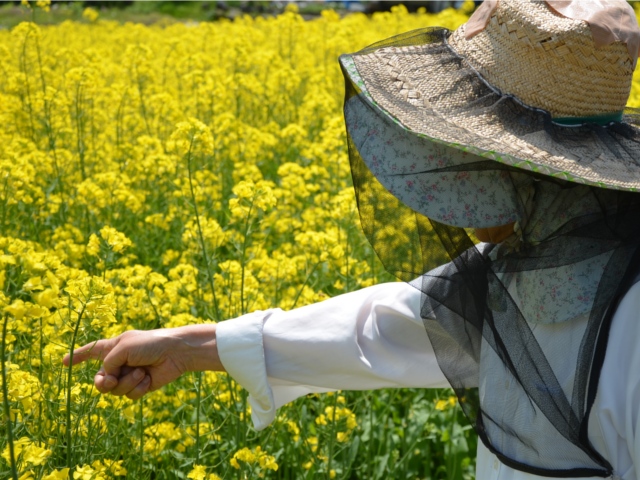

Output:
xmin=341 ymin=27 xmax=640 ymax=478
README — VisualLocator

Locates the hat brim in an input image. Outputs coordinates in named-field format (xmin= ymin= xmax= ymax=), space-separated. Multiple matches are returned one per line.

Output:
xmin=344 ymin=89 xmax=531 ymax=229
xmin=340 ymin=28 xmax=640 ymax=192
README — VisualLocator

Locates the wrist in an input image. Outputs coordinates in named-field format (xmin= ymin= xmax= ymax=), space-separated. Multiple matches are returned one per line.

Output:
xmin=171 ymin=324 xmax=224 ymax=372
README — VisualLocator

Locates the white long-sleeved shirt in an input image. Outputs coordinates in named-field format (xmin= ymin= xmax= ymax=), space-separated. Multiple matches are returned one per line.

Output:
xmin=216 ymin=279 xmax=640 ymax=480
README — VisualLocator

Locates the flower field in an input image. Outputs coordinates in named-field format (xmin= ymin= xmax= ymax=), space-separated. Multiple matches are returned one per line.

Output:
xmin=4 ymin=2 xmax=640 ymax=479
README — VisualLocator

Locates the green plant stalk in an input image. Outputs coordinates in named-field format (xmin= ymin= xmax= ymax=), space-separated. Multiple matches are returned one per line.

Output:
xmin=366 ymin=395 xmax=374 ymax=480
xmin=1 ymin=314 xmax=19 ymax=480
xmin=20 ymin=29 xmax=37 ymax=142
xmin=326 ymin=392 xmax=339 ymax=480
xmin=115 ymin=90 xmax=129 ymax=162
xmin=74 ymin=82 xmax=87 ymax=180
xmin=185 ymin=139 xmax=220 ymax=322
xmin=138 ymin=398 xmax=144 ymax=479
xmin=374 ymin=389 xmax=399 ymax=475
xmin=38 ymin=317 xmax=44 ymax=438
xmin=194 ymin=371 xmax=202 ymax=466
xmin=241 ymin=389 xmax=248 ymax=444
xmin=185 ymin=135 xmax=220 ymax=466
xmin=66 ymin=302 xmax=87 ymax=468
xmin=447 ymin=406 xmax=460 ymax=480
xmin=227 ymin=373 xmax=241 ymax=446
xmin=145 ymin=288 xmax=163 ymax=329
xmin=135 ymin=64 xmax=152 ymax=137
xmin=35 ymin=31 xmax=64 ymax=198
xmin=239 ymin=199 xmax=255 ymax=315
xmin=425 ymin=440 xmax=433 ymax=479
xmin=389 ymin=427 xmax=421 ymax=479
xmin=1 ymin=178 xmax=9 ymax=236
xmin=291 ymin=260 xmax=321 ymax=310
xmin=89 ymin=97 xmax=97 ymax=166
xmin=344 ymin=226 xmax=350 ymax=293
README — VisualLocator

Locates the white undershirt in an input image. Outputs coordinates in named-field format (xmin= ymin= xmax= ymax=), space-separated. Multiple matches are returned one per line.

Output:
xmin=217 ymin=278 xmax=640 ymax=480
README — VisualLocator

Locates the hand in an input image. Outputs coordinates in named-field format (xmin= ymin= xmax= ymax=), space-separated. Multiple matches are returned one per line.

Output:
xmin=62 ymin=324 xmax=224 ymax=400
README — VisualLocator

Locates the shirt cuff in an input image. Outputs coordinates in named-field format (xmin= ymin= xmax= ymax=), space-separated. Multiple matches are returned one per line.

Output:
xmin=216 ymin=310 xmax=278 ymax=431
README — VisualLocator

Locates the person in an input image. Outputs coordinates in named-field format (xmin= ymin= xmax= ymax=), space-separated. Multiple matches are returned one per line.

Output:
xmin=64 ymin=1 xmax=640 ymax=478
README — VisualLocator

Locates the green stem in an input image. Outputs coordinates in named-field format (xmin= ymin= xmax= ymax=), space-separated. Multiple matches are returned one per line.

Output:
xmin=115 ymin=90 xmax=128 ymax=163
xmin=66 ymin=302 xmax=86 ymax=468
xmin=1 ymin=178 xmax=9 ymax=236
xmin=195 ymin=371 xmax=202 ymax=466
xmin=145 ymin=288 xmax=163 ymax=329
xmin=291 ymin=260 xmax=321 ymax=309
xmin=239 ymin=201 xmax=254 ymax=315
xmin=38 ymin=317 xmax=43 ymax=437
xmin=1 ymin=314 xmax=19 ymax=480
xmin=344 ymin=227 xmax=350 ymax=293
xmin=138 ymin=399 xmax=144 ymax=479
xmin=326 ymin=393 xmax=339 ymax=480
xmin=186 ymin=141 xmax=220 ymax=321
xmin=367 ymin=396 xmax=373 ymax=480
xmin=185 ymin=133 xmax=219 ymax=469
xmin=20 ymin=29 xmax=37 ymax=142
xmin=448 ymin=406 xmax=459 ymax=480
xmin=135 ymin=64 xmax=152 ymax=137
xmin=75 ymin=87 xmax=86 ymax=181
xmin=35 ymin=32 xmax=63 ymax=198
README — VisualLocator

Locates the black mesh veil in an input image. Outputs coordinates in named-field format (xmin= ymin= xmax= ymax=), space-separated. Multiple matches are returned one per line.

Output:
xmin=341 ymin=28 xmax=640 ymax=477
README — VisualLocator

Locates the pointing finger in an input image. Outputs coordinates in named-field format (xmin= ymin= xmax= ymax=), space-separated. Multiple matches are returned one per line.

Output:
xmin=63 ymin=338 xmax=116 ymax=367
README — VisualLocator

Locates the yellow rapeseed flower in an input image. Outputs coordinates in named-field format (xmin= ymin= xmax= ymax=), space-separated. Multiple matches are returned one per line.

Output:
xmin=73 ymin=465 xmax=105 ymax=480
xmin=99 ymin=226 xmax=133 ymax=254
xmin=169 ymin=118 xmax=214 ymax=157
xmin=435 ymin=395 xmax=458 ymax=411
xmin=1 ymin=437 xmax=50 ymax=467
xmin=35 ymin=0 xmax=50 ymax=11
xmin=187 ymin=465 xmax=207 ymax=480
xmin=42 ymin=469 xmax=70 ymax=480
xmin=82 ymin=7 xmax=99 ymax=22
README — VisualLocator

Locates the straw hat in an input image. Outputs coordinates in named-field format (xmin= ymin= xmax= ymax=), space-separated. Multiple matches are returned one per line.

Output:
xmin=342 ymin=0 xmax=640 ymax=191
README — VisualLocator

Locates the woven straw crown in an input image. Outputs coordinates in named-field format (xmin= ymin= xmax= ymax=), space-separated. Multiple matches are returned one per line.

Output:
xmin=449 ymin=0 xmax=638 ymax=118
xmin=343 ymin=0 xmax=640 ymax=191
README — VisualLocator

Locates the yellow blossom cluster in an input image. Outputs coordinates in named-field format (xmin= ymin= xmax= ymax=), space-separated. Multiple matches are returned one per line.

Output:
xmin=72 ymin=460 xmax=126 ymax=479
xmin=187 ymin=464 xmax=222 ymax=480
xmin=315 ymin=403 xmax=358 ymax=442
xmin=82 ymin=7 xmax=99 ymax=23
xmin=435 ymin=395 xmax=458 ymax=412
xmin=1 ymin=437 xmax=51 ymax=469
xmin=230 ymin=446 xmax=278 ymax=472
xmin=87 ymin=226 xmax=133 ymax=257
xmin=1 ymin=364 xmax=43 ymax=418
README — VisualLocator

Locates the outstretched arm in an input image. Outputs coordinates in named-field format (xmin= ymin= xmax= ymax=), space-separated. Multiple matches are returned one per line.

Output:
xmin=216 ymin=281 xmax=449 ymax=429
xmin=62 ymin=324 xmax=224 ymax=400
